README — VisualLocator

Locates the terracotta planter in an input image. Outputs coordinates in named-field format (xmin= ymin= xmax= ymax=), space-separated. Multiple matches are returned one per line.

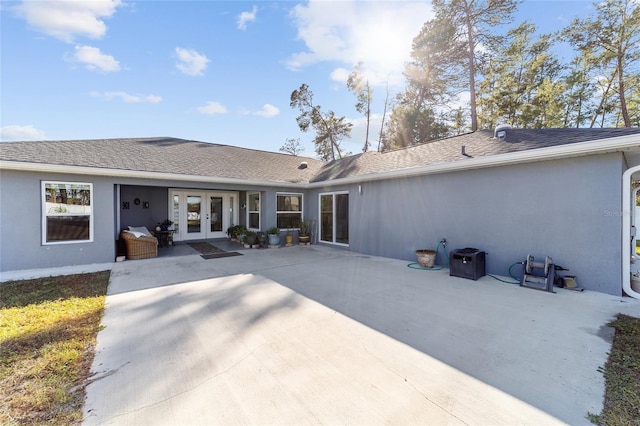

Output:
xmin=415 ymin=249 xmax=436 ymax=268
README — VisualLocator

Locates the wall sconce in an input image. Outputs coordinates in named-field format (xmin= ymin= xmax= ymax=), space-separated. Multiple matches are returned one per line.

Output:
xmin=358 ymin=185 xmax=362 ymax=195
xmin=241 ymin=203 xmax=246 ymax=209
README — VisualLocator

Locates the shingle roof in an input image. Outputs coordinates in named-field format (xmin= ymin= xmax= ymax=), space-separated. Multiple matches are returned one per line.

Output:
xmin=311 ymin=128 xmax=640 ymax=182
xmin=1 ymin=128 xmax=639 ymax=184
xmin=0 ymin=137 xmax=324 ymax=184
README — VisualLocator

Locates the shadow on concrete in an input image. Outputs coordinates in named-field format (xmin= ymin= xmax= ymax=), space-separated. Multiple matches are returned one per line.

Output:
xmin=87 ymin=245 xmax=640 ymax=425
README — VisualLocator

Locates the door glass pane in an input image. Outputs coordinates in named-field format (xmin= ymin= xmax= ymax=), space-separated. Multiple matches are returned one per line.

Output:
xmin=172 ymin=195 xmax=180 ymax=233
xmin=248 ymin=193 xmax=260 ymax=229
xmin=320 ymin=195 xmax=333 ymax=242
xmin=336 ymin=194 xmax=349 ymax=244
xmin=187 ymin=195 xmax=201 ymax=233
xmin=210 ymin=197 xmax=223 ymax=232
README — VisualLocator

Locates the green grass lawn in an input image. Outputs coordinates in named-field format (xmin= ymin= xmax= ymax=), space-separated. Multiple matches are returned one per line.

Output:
xmin=0 ymin=271 xmax=109 ymax=425
xmin=589 ymin=314 xmax=640 ymax=425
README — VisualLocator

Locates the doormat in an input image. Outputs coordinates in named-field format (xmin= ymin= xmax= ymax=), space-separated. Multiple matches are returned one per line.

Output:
xmin=201 ymin=252 xmax=243 ymax=260
xmin=188 ymin=242 xmax=226 ymax=255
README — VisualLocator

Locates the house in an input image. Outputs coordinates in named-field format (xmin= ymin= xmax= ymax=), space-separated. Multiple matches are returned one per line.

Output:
xmin=2 ymin=128 xmax=640 ymax=298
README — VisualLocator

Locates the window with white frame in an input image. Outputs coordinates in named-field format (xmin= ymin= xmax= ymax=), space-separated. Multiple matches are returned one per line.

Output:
xmin=42 ymin=181 xmax=93 ymax=244
xmin=276 ymin=192 xmax=302 ymax=229
xmin=247 ymin=192 xmax=260 ymax=229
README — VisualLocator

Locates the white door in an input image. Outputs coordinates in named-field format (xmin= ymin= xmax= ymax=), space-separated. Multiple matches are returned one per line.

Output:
xmin=186 ymin=193 xmax=206 ymax=239
xmin=170 ymin=190 xmax=238 ymax=241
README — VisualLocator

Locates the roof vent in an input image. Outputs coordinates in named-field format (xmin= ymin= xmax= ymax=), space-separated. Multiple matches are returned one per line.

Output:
xmin=298 ymin=161 xmax=308 ymax=169
xmin=494 ymin=124 xmax=511 ymax=141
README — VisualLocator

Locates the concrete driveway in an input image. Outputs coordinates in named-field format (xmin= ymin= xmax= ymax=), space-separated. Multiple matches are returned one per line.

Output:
xmin=83 ymin=245 xmax=640 ymax=425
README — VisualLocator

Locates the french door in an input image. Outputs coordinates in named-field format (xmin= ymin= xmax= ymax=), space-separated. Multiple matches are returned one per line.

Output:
xmin=170 ymin=190 xmax=238 ymax=241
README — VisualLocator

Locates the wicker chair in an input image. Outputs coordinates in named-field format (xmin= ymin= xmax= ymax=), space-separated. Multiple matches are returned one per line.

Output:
xmin=120 ymin=230 xmax=158 ymax=260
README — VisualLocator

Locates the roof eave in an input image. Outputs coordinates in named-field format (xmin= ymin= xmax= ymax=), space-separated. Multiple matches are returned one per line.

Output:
xmin=306 ymin=132 xmax=640 ymax=187
xmin=0 ymin=161 xmax=309 ymax=188
xmin=3 ymin=132 xmax=638 ymax=189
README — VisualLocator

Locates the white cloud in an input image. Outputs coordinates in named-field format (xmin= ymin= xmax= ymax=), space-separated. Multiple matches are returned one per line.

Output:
xmin=288 ymin=1 xmax=434 ymax=87
xmin=0 ymin=125 xmax=47 ymax=141
xmin=72 ymin=45 xmax=120 ymax=72
xmin=237 ymin=6 xmax=258 ymax=30
xmin=175 ymin=47 xmax=210 ymax=76
xmin=13 ymin=0 xmax=123 ymax=43
xmin=197 ymin=101 xmax=228 ymax=115
xmin=254 ymin=104 xmax=280 ymax=118
xmin=330 ymin=67 xmax=350 ymax=83
xmin=92 ymin=91 xmax=162 ymax=103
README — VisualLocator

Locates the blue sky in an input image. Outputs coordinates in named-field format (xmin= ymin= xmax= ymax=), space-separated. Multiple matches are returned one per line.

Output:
xmin=1 ymin=0 xmax=596 ymax=156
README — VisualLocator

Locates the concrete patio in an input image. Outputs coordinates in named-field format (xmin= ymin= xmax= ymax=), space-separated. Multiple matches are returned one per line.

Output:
xmin=83 ymin=244 xmax=640 ymax=425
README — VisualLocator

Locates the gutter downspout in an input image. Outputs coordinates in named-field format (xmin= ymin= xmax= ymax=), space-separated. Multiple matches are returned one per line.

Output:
xmin=622 ymin=166 xmax=640 ymax=299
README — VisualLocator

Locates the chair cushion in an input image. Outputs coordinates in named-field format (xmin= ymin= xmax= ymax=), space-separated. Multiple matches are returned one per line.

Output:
xmin=127 ymin=226 xmax=152 ymax=238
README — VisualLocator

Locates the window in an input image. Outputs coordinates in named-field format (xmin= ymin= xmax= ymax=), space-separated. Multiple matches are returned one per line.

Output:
xmin=276 ymin=192 xmax=302 ymax=229
xmin=247 ymin=192 xmax=260 ymax=229
xmin=320 ymin=192 xmax=348 ymax=245
xmin=42 ymin=181 xmax=93 ymax=244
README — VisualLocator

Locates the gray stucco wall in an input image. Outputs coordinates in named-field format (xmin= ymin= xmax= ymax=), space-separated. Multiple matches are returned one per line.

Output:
xmin=0 ymin=170 xmax=117 ymax=272
xmin=120 ymin=185 xmax=170 ymax=232
xmin=1 ymin=152 xmax=625 ymax=296
xmin=0 ymin=171 xmax=310 ymax=273
xmin=339 ymin=153 xmax=624 ymax=295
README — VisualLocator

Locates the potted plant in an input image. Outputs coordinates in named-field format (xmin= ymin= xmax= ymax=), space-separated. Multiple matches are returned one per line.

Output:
xmin=267 ymin=227 xmax=280 ymax=246
xmin=298 ymin=220 xmax=310 ymax=244
xmin=257 ymin=231 xmax=268 ymax=248
xmin=244 ymin=230 xmax=257 ymax=248
xmin=227 ymin=225 xmax=246 ymax=242
xmin=285 ymin=228 xmax=294 ymax=246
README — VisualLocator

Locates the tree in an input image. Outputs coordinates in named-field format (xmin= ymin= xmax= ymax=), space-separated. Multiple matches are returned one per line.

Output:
xmin=431 ymin=0 xmax=521 ymax=131
xmin=477 ymin=22 xmax=565 ymax=128
xmin=561 ymin=53 xmax=599 ymax=128
xmin=386 ymin=89 xmax=450 ymax=149
xmin=279 ymin=138 xmax=304 ymax=156
xmin=450 ymin=107 xmax=468 ymax=135
xmin=405 ymin=18 xmax=465 ymax=110
xmin=626 ymin=72 xmax=640 ymax=126
xmin=290 ymin=84 xmax=352 ymax=161
xmin=389 ymin=0 xmax=519 ymax=145
xmin=347 ymin=62 xmax=373 ymax=152
xmin=386 ymin=18 xmax=463 ymax=148
xmin=377 ymin=79 xmax=391 ymax=152
xmin=563 ymin=0 xmax=640 ymax=127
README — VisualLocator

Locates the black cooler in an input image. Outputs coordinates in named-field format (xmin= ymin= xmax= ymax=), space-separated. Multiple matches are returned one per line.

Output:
xmin=450 ymin=248 xmax=486 ymax=280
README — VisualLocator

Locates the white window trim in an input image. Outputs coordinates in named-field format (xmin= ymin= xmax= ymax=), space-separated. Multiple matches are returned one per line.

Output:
xmin=247 ymin=191 xmax=261 ymax=231
xmin=276 ymin=192 xmax=303 ymax=230
xmin=319 ymin=191 xmax=349 ymax=246
xmin=42 ymin=181 xmax=94 ymax=245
